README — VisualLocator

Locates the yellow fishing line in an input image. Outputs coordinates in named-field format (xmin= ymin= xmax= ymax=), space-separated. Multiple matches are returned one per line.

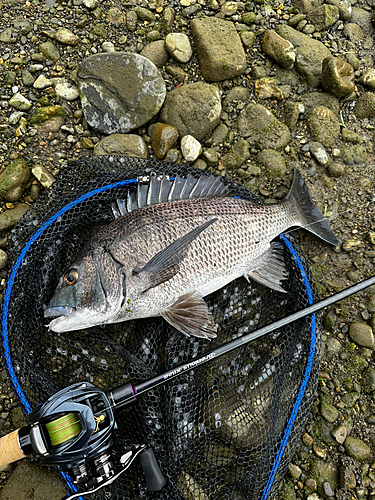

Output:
xmin=45 ymin=413 xmax=82 ymax=447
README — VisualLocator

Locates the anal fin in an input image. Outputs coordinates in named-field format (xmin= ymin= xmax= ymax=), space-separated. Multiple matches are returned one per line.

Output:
xmin=247 ymin=242 xmax=288 ymax=293
xmin=161 ymin=292 xmax=217 ymax=339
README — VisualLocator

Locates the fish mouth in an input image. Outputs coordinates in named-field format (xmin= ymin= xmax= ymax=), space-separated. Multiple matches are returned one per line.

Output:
xmin=44 ymin=306 xmax=75 ymax=318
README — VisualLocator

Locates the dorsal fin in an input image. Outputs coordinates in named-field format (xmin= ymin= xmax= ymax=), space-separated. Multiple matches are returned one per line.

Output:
xmin=111 ymin=174 xmax=231 ymax=217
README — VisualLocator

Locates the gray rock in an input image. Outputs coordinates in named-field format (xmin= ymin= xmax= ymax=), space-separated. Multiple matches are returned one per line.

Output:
xmin=21 ymin=69 xmax=35 ymax=87
xmin=160 ymin=82 xmax=221 ymax=141
xmin=343 ymin=23 xmax=365 ymax=43
xmin=0 ymin=27 xmax=13 ymax=43
xmin=165 ymin=33 xmax=192 ymax=63
xmin=102 ymin=41 xmax=116 ymax=53
xmin=331 ymin=424 xmax=347 ymax=444
xmin=307 ymin=106 xmax=340 ymax=147
xmin=360 ymin=69 xmax=375 ymax=91
xmin=309 ymin=141 xmax=329 ymax=165
xmin=307 ymin=4 xmax=339 ymax=31
xmin=163 ymin=7 xmax=175 ymax=34
xmin=126 ymin=10 xmax=138 ymax=32
xmin=254 ymin=78 xmax=284 ymax=101
xmin=211 ymin=123 xmax=228 ymax=145
xmin=344 ymin=436 xmax=371 ymax=461
xmin=354 ymin=92 xmax=375 ymax=119
xmin=221 ymin=138 xmax=250 ymax=170
xmin=237 ymin=104 xmax=291 ymax=150
xmin=53 ymin=79 xmax=79 ymax=101
xmin=78 ymin=53 xmax=166 ymax=134
xmin=190 ymin=17 xmax=247 ymax=82
xmin=340 ymin=144 xmax=368 ymax=165
xmin=320 ymin=398 xmax=340 ymax=423
xmin=257 ymin=149 xmax=287 ymax=178
xmin=53 ymin=28 xmax=79 ymax=45
xmin=322 ymin=481 xmax=334 ymax=497
xmin=140 ymin=40 xmax=169 ymax=68
xmin=0 ymin=249 xmax=7 ymax=270
xmin=283 ymin=102 xmax=304 ymax=130
xmin=275 ymin=25 xmax=331 ymax=87
xmin=262 ymin=29 xmax=296 ymax=70
xmin=349 ymin=322 xmax=374 ymax=349
xmin=0 ymin=158 xmax=30 ymax=202
xmin=8 ymin=112 xmax=24 ymax=126
xmin=82 ymin=0 xmax=99 ymax=9
xmin=302 ymin=92 xmax=339 ymax=115
xmin=223 ymin=87 xmax=249 ymax=107
xmin=0 ymin=203 xmax=29 ymax=232
xmin=180 ymin=135 xmax=202 ymax=162
xmin=93 ymin=134 xmax=148 ymax=158
xmin=39 ymin=41 xmax=60 ymax=62
xmin=321 ymin=56 xmax=355 ymax=98
xmin=328 ymin=162 xmax=344 ymax=177
xmin=9 ymin=93 xmax=32 ymax=111
xmin=133 ymin=6 xmax=155 ymax=21
xmin=361 ymin=367 xmax=375 ymax=393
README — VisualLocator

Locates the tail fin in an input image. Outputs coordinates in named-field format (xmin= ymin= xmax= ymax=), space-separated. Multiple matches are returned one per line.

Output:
xmin=285 ymin=171 xmax=340 ymax=246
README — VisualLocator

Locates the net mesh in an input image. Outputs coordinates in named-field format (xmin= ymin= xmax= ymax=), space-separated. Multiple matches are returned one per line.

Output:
xmin=2 ymin=156 xmax=321 ymax=500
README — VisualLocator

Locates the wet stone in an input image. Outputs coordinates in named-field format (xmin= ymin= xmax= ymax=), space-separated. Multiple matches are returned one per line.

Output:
xmin=221 ymin=138 xmax=250 ymax=170
xmin=309 ymin=141 xmax=329 ymax=165
xmin=126 ymin=11 xmax=138 ymax=32
xmin=33 ymin=74 xmax=53 ymax=90
xmin=349 ymin=322 xmax=374 ymax=349
xmin=165 ymin=33 xmax=192 ymax=63
xmin=323 ymin=481 xmax=334 ymax=497
xmin=262 ymin=29 xmax=295 ymax=70
xmin=361 ymin=367 xmax=375 ymax=393
xmin=320 ymin=398 xmax=340 ymax=423
xmin=78 ymin=53 xmax=166 ymax=135
xmin=307 ymin=106 xmax=340 ymax=148
xmin=341 ymin=129 xmax=362 ymax=144
xmin=151 ymin=123 xmax=179 ymax=159
xmin=211 ymin=123 xmax=228 ymax=145
xmin=344 ymin=436 xmax=371 ymax=461
xmin=0 ymin=203 xmax=29 ymax=232
xmin=340 ymin=145 xmax=368 ymax=165
xmin=321 ymin=56 xmax=355 ymax=98
xmin=160 ymin=82 xmax=221 ymax=141
xmin=283 ymin=102 xmax=304 ymax=130
xmin=93 ymin=134 xmax=148 ymax=158
xmin=39 ymin=41 xmax=60 ymax=62
xmin=257 ymin=149 xmax=287 ymax=178
xmin=53 ymin=79 xmax=79 ymax=101
xmin=190 ymin=17 xmax=247 ymax=82
xmin=289 ymin=463 xmax=302 ymax=479
xmin=0 ymin=158 xmax=30 ymax=202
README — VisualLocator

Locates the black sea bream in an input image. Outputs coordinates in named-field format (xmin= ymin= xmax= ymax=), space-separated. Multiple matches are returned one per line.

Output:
xmin=44 ymin=171 xmax=339 ymax=339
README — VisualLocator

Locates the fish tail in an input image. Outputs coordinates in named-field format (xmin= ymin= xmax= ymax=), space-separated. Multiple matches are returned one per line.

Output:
xmin=285 ymin=171 xmax=340 ymax=246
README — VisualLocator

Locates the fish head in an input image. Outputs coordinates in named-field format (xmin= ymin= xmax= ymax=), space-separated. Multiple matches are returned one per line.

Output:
xmin=44 ymin=249 xmax=124 ymax=333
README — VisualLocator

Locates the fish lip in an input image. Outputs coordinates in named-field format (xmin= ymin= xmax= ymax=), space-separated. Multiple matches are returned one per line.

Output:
xmin=44 ymin=306 xmax=75 ymax=318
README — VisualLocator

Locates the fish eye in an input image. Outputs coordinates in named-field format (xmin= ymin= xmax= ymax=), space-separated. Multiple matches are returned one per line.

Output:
xmin=64 ymin=270 xmax=79 ymax=286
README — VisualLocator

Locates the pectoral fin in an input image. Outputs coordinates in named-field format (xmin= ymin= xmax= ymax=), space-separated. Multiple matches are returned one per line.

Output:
xmin=247 ymin=242 xmax=288 ymax=293
xmin=133 ymin=219 xmax=217 ymax=293
xmin=161 ymin=292 xmax=217 ymax=339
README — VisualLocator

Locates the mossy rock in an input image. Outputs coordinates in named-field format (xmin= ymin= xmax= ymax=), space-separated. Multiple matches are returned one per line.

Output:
xmin=30 ymin=106 xmax=65 ymax=125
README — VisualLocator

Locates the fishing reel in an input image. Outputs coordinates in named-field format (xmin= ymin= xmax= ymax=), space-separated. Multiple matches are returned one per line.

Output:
xmin=12 ymin=382 xmax=166 ymax=498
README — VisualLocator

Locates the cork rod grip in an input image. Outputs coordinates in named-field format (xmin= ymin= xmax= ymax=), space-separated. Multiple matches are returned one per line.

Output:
xmin=0 ymin=429 xmax=26 ymax=466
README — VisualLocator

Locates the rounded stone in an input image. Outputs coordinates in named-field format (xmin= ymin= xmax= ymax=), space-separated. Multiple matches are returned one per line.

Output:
xmin=257 ymin=149 xmax=287 ymax=178
xmin=307 ymin=106 xmax=340 ymax=147
xmin=262 ymin=29 xmax=295 ymax=70
xmin=0 ymin=158 xmax=30 ymax=202
xmin=160 ymin=82 xmax=221 ymax=141
xmin=321 ymin=56 xmax=355 ymax=98
xmin=165 ymin=33 xmax=192 ymax=63
xmin=344 ymin=436 xmax=371 ymax=461
xmin=151 ymin=123 xmax=179 ymax=159
xmin=93 ymin=134 xmax=148 ymax=158
xmin=180 ymin=135 xmax=202 ymax=162
xmin=78 ymin=53 xmax=166 ymax=135
xmin=54 ymin=80 xmax=79 ymax=101
xmin=140 ymin=40 xmax=169 ymax=68
xmin=349 ymin=322 xmax=374 ymax=349
xmin=354 ymin=92 xmax=375 ymax=119
xmin=53 ymin=28 xmax=79 ymax=45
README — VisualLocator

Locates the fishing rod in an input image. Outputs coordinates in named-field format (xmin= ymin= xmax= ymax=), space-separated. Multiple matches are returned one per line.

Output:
xmin=1 ymin=275 xmax=375 ymax=499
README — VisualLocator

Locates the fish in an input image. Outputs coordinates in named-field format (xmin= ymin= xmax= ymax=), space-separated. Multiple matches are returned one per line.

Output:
xmin=44 ymin=171 xmax=340 ymax=339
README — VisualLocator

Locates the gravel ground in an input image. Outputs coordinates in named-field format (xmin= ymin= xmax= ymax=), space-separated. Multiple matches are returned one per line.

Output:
xmin=0 ymin=0 xmax=375 ymax=499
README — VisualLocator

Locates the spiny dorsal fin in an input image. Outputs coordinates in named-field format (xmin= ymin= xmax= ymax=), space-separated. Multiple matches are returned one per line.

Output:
xmin=111 ymin=174 xmax=231 ymax=217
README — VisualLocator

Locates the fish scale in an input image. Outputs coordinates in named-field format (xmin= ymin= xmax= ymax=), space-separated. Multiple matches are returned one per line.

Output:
xmin=44 ymin=171 xmax=339 ymax=339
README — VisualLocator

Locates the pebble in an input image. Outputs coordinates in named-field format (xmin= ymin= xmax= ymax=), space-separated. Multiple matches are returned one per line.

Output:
xmin=180 ymin=135 xmax=202 ymax=162
xmin=349 ymin=322 xmax=374 ymax=349
xmin=309 ymin=141 xmax=330 ymax=165
xmin=323 ymin=481 xmax=334 ymax=497
xmin=321 ymin=56 xmax=355 ymax=98
xmin=262 ymin=29 xmax=296 ymax=70
xmin=53 ymin=79 xmax=79 ymax=101
xmin=151 ymin=123 xmax=179 ymax=159
xmin=165 ymin=33 xmax=192 ymax=63
xmin=0 ymin=158 xmax=30 ymax=202
xmin=93 ymin=134 xmax=148 ymax=158
xmin=8 ymin=93 xmax=32 ymax=111
xmin=33 ymin=74 xmax=53 ymax=90
xmin=0 ymin=204 xmax=29 ymax=232
xmin=31 ymin=165 xmax=56 ymax=189
xmin=331 ymin=423 xmax=347 ymax=444
xmin=344 ymin=436 xmax=371 ymax=461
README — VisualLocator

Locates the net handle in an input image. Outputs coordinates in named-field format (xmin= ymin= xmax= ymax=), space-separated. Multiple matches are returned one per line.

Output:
xmin=0 ymin=429 xmax=26 ymax=466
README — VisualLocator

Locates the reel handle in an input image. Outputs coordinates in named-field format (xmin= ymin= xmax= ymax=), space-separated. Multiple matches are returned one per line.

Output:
xmin=0 ymin=428 xmax=27 ymax=466
xmin=138 ymin=447 xmax=166 ymax=491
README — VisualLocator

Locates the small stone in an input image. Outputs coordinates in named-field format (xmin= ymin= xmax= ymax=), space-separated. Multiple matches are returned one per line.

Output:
xmin=202 ymin=147 xmax=220 ymax=164
xmin=344 ymin=436 xmax=371 ymax=461
xmin=8 ymin=112 xmax=25 ymax=126
xmin=341 ymin=129 xmax=362 ymax=144
xmin=93 ymin=134 xmax=148 ymax=158
xmin=32 ymin=165 xmax=55 ymax=189
xmin=53 ymin=28 xmax=79 ymax=45
xmin=262 ymin=29 xmax=296 ymax=70
xmin=151 ymin=123 xmax=179 ymax=159
xmin=302 ymin=432 xmax=313 ymax=446
xmin=180 ymin=135 xmax=202 ymax=162
xmin=309 ymin=141 xmax=329 ymax=165
xmin=360 ymin=68 xmax=375 ymax=91
xmin=307 ymin=4 xmax=339 ymax=31
xmin=306 ymin=478 xmax=317 ymax=490
xmin=140 ymin=40 xmax=169 ymax=68
xmin=354 ymin=92 xmax=375 ymax=119
xmin=361 ymin=367 xmax=375 ymax=393
xmin=331 ymin=424 xmax=347 ymax=444
xmin=0 ymin=249 xmax=7 ymax=270
xmin=165 ymin=33 xmax=192 ymax=63
xmin=106 ymin=7 xmax=125 ymax=23
xmin=320 ymin=398 xmax=339 ymax=423
xmin=313 ymin=445 xmax=327 ymax=460
xmin=322 ymin=481 xmax=334 ymax=497
xmin=221 ymin=138 xmax=250 ymax=170
xmin=341 ymin=239 xmax=363 ymax=251
xmin=221 ymin=1 xmax=238 ymax=16
xmin=254 ymin=78 xmax=283 ymax=101
xmin=9 ymin=93 xmax=32 ymax=111
xmin=321 ymin=56 xmax=355 ymax=98
xmin=133 ymin=6 xmax=156 ymax=21
xmin=289 ymin=463 xmax=302 ymax=479
xmin=307 ymin=106 xmax=340 ymax=148
xmin=0 ymin=158 xmax=30 ymax=202
xmin=33 ymin=74 xmax=53 ymax=90
xmin=30 ymin=105 xmax=65 ymax=125
xmin=349 ymin=322 xmax=374 ymax=349
xmin=39 ymin=41 xmax=60 ymax=62
xmin=53 ymin=79 xmax=79 ymax=101
xmin=102 ymin=41 xmax=116 ymax=53
xmin=0 ymin=204 xmax=29 ymax=232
